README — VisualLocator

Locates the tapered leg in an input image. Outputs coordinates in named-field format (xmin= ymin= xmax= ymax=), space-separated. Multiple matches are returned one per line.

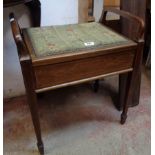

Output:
xmin=120 ymin=73 xmax=132 ymax=124
xmin=120 ymin=40 xmax=144 ymax=124
xmin=93 ymin=80 xmax=99 ymax=93
xmin=118 ymin=73 xmax=128 ymax=111
xmin=21 ymin=59 xmax=44 ymax=155
xmin=118 ymin=39 xmax=143 ymax=111
xmin=27 ymin=92 xmax=44 ymax=155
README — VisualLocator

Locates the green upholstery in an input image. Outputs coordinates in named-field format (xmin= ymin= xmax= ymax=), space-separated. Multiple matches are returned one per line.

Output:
xmin=25 ymin=22 xmax=129 ymax=57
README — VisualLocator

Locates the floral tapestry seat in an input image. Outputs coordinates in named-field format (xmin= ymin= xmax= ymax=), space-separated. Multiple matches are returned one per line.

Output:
xmin=24 ymin=22 xmax=129 ymax=58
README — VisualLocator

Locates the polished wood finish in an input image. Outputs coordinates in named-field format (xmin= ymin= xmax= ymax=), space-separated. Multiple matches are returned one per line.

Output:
xmin=9 ymin=13 xmax=44 ymax=155
xmin=121 ymin=40 xmax=144 ymax=124
xmin=35 ymin=69 xmax=133 ymax=93
xmin=21 ymin=59 xmax=44 ymax=155
xmin=4 ymin=0 xmax=41 ymax=27
xmin=34 ymin=50 xmax=134 ymax=89
xmin=100 ymin=8 xmax=144 ymax=123
xmin=9 ymin=8 xmax=144 ymax=154
xmin=100 ymin=7 xmax=145 ymax=110
xmin=100 ymin=2 xmax=148 ymax=109
xmin=119 ymin=0 xmax=147 ymax=109
xmin=100 ymin=7 xmax=145 ymax=41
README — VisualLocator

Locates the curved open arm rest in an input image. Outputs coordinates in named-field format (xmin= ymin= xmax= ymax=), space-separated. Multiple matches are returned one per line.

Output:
xmin=99 ymin=7 xmax=145 ymax=41
xmin=9 ymin=13 xmax=30 ymax=59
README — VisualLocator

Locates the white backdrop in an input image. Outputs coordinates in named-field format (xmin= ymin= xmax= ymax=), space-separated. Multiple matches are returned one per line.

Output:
xmin=41 ymin=0 xmax=78 ymax=26
xmin=94 ymin=0 xmax=103 ymax=22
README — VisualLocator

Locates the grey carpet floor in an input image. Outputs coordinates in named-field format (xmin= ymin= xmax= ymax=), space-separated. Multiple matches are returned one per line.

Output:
xmin=4 ymin=69 xmax=150 ymax=155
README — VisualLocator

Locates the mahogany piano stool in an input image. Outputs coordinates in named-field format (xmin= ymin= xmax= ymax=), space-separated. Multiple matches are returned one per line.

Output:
xmin=9 ymin=7 xmax=144 ymax=155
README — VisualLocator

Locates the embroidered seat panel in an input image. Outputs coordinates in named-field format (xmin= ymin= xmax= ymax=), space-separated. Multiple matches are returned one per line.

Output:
xmin=25 ymin=22 xmax=129 ymax=57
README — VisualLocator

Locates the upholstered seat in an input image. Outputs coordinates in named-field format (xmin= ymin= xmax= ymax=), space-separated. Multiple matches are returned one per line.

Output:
xmin=24 ymin=22 xmax=129 ymax=57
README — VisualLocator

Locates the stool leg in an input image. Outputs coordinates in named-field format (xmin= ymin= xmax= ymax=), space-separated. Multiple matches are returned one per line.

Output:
xmin=27 ymin=92 xmax=44 ymax=155
xmin=120 ymin=40 xmax=144 ymax=124
xmin=120 ymin=73 xmax=132 ymax=124
xmin=93 ymin=80 xmax=99 ymax=93
xmin=21 ymin=60 xmax=44 ymax=155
